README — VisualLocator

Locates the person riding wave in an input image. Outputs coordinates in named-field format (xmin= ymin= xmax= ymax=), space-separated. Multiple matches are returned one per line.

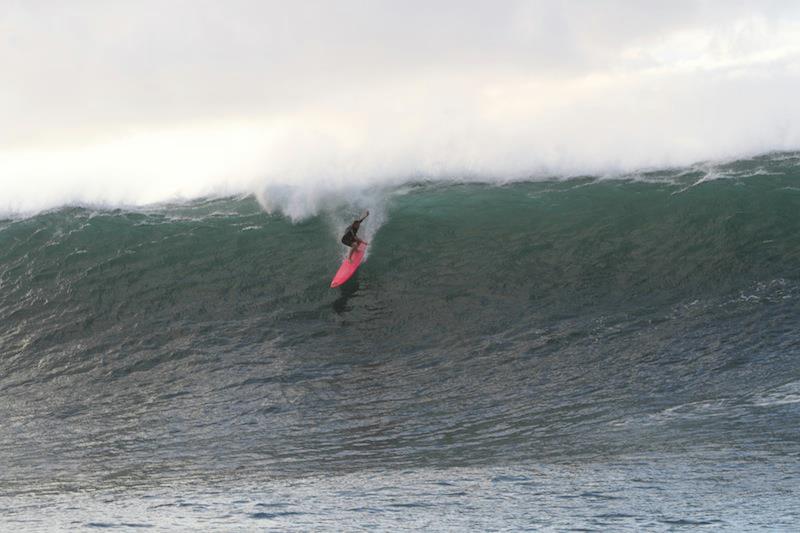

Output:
xmin=341 ymin=211 xmax=369 ymax=260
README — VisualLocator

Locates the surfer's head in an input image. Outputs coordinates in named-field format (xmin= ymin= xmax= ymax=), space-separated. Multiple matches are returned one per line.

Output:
xmin=352 ymin=220 xmax=361 ymax=229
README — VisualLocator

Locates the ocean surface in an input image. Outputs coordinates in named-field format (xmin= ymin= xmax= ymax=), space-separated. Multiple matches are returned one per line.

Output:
xmin=2 ymin=153 xmax=800 ymax=531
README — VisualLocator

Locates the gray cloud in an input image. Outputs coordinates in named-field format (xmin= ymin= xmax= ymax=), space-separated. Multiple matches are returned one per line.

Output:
xmin=3 ymin=1 xmax=795 ymax=136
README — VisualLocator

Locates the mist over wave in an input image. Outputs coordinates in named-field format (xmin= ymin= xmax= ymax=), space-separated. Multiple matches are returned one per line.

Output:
xmin=3 ymin=2 xmax=800 ymax=218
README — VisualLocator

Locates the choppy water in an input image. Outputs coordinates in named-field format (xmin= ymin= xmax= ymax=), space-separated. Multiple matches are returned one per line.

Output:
xmin=2 ymin=153 xmax=800 ymax=530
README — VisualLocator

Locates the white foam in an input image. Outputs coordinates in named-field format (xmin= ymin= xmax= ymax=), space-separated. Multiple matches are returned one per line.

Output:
xmin=750 ymin=381 xmax=800 ymax=407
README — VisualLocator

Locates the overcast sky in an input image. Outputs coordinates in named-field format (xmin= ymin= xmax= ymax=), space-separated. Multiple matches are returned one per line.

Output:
xmin=2 ymin=1 xmax=800 ymax=214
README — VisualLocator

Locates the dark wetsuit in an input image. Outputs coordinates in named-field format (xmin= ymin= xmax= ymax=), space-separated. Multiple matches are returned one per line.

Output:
xmin=341 ymin=224 xmax=359 ymax=246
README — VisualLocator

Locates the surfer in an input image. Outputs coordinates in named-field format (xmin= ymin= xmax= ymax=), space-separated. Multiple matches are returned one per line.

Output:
xmin=341 ymin=211 xmax=369 ymax=259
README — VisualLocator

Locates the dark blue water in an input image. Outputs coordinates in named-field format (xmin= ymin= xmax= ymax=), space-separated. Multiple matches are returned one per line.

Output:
xmin=1 ymin=153 xmax=799 ymax=530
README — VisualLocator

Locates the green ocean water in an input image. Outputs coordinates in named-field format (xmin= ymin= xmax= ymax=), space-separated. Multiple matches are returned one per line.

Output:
xmin=1 ymin=153 xmax=800 ymax=530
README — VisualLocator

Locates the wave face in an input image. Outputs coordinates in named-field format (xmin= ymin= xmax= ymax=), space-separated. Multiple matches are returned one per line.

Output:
xmin=2 ymin=153 xmax=800 ymax=503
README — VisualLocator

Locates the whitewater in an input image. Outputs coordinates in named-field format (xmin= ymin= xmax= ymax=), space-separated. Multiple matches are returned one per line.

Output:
xmin=1 ymin=152 xmax=800 ymax=530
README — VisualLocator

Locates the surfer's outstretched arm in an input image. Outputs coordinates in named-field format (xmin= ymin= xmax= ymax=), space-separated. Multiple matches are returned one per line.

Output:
xmin=359 ymin=210 xmax=369 ymax=222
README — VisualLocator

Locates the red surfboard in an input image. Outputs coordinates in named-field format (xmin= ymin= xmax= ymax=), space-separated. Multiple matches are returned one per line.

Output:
xmin=330 ymin=242 xmax=367 ymax=288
